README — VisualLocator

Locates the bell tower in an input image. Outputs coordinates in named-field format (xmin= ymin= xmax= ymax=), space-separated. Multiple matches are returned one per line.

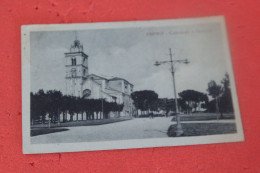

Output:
xmin=65 ymin=37 xmax=88 ymax=97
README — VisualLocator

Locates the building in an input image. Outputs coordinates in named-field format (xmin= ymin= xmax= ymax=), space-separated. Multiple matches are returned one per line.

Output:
xmin=65 ymin=38 xmax=134 ymax=117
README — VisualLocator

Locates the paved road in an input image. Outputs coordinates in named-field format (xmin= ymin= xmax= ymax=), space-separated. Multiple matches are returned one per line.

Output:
xmin=31 ymin=117 xmax=173 ymax=144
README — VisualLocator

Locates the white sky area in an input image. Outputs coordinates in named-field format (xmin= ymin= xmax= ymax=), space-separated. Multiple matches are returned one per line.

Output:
xmin=30 ymin=23 xmax=229 ymax=98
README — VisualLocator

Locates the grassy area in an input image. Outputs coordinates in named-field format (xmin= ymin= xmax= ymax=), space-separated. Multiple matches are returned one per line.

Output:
xmin=31 ymin=116 xmax=133 ymax=129
xmin=171 ymin=113 xmax=235 ymax=121
xmin=31 ymin=128 xmax=69 ymax=137
xmin=167 ymin=123 xmax=237 ymax=137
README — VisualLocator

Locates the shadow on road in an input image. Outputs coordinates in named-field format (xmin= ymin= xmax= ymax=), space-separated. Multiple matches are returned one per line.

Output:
xmin=31 ymin=128 xmax=69 ymax=137
xmin=31 ymin=117 xmax=132 ymax=128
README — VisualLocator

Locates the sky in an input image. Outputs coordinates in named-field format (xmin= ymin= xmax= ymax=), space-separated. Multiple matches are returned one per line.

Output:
xmin=30 ymin=22 xmax=229 ymax=98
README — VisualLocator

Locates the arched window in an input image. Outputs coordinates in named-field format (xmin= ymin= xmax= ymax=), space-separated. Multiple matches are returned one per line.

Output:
xmin=71 ymin=58 xmax=76 ymax=65
xmin=83 ymin=69 xmax=86 ymax=76
xmin=83 ymin=89 xmax=91 ymax=98
xmin=71 ymin=68 xmax=77 ymax=77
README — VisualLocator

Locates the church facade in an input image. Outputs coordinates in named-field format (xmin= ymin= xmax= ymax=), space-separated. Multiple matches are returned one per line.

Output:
xmin=65 ymin=39 xmax=134 ymax=117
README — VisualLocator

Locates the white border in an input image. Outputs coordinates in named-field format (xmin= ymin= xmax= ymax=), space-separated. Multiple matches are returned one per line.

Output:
xmin=22 ymin=16 xmax=244 ymax=154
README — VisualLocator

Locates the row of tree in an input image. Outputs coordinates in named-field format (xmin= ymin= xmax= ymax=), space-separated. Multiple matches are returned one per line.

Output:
xmin=207 ymin=73 xmax=234 ymax=117
xmin=130 ymin=73 xmax=234 ymax=116
xmin=178 ymin=90 xmax=208 ymax=113
xmin=31 ymin=90 xmax=124 ymax=124
xmin=130 ymin=90 xmax=208 ymax=116
xmin=31 ymin=74 xmax=233 ymax=123
xmin=130 ymin=90 xmax=158 ymax=116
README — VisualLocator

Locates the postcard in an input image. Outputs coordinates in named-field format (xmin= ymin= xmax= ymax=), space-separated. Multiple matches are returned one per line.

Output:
xmin=22 ymin=16 xmax=244 ymax=154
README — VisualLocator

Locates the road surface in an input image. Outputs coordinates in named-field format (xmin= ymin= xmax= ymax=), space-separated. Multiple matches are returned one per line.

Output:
xmin=31 ymin=117 xmax=173 ymax=144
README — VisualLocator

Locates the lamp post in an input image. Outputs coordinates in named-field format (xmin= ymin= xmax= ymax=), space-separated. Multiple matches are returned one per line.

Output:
xmin=101 ymin=92 xmax=104 ymax=119
xmin=154 ymin=48 xmax=189 ymax=136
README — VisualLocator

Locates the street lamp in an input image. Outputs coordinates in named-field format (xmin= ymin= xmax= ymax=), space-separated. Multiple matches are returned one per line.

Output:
xmin=154 ymin=48 xmax=189 ymax=136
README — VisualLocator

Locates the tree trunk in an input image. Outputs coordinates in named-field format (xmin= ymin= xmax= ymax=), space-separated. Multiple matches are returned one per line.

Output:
xmin=57 ymin=114 xmax=60 ymax=126
xmin=62 ymin=112 xmax=66 ymax=122
xmin=42 ymin=115 xmax=45 ymax=124
xmin=216 ymin=97 xmax=220 ymax=120
xmin=70 ymin=114 xmax=73 ymax=121
xmin=215 ymin=97 xmax=219 ymax=113
xmin=219 ymin=99 xmax=224 ymax=119
xmin=51 ymin=114 xmax=54 ymax=123
xmin=220 ymin=112 xmax=224 ymax=119
xmin=188 ymin=101 xmax=191 ymax=114
xmin=57 ymin=109 xmax=60 ymax=126
xmin=48 ymin=116 xmax=51 ymax=128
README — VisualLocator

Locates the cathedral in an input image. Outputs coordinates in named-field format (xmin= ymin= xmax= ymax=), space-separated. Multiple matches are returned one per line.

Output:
xmin=65 ymin=38 xmax=134 ymax=117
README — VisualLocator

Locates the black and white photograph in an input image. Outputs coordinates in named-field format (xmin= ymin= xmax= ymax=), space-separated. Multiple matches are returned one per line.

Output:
xmin=22 ymin=16 xmax=244 ymax=154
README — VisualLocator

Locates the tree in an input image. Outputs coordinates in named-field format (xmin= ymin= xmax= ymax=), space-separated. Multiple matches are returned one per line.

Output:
xmin=31 ymin=92 xmax=41 ymax=125
xmin=31 ymin=90 xmax=48 ymax=125
xmin=178 ymin=90 xmax=208 ymax=113
xmin=131 ymin=90 xmax=158 ymax=116
xmin=200 ymin=94 xmax=209 ymax=111
xmin=178 ymin=98 xmax=188 ymax=113
xmin=98 ymin=100 xmax=124 ymax=119
xmin=30 ymin=90 xmax=127 ymax=124
xmin=156 ymin=98 xmax=184 ymax=116
xmin=196 ymin=93 xmax=209 ymax=112
xmin=219 ymin=73 xmax=234 ymax=113
xmin=45 ymin=90 xmax=63 ymax=124
xmin=131 ymin=91 xmax=143 ymax=116
xmin=82 ymin=99 xmax=90 ymax=120
xmin=74 ymin=98 xmax=82 ymax=121
xmin=207 ymin=80 xmax=222 ymax=117
xmin=68 ymin=96 xmax=77 ymax=121
xmin=61 ymin=95 xmax=71 ymax=122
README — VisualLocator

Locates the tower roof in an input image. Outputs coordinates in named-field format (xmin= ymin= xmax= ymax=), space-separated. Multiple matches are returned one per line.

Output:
xmin=70 ymin=39 xmax=84 ymax=52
